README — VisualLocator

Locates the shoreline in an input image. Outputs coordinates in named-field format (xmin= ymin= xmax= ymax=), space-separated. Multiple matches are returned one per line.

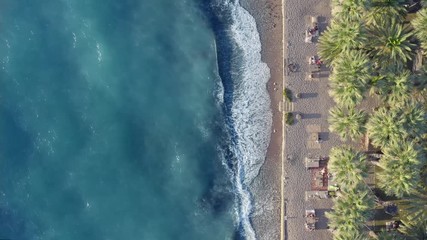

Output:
xmin=243 ymin=0 xmax=335 ymax=239
xmin=240 ymin=0 xmax=284 ymax=239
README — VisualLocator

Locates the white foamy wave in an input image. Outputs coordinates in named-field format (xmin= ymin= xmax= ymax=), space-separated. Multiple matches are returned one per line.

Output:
xmin=212 ymin=40 xmax=224 ymax=106
xmin=96 ymin=42 xmax=102 ymax=63
xmin=227 ymin=1 xmax=272 ymax=239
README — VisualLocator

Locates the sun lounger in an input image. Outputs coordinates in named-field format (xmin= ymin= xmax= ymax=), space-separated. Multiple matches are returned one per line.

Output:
xmin=305 ymin=157 xmax=320 ymax=168
xmin=305 ymin=190 xmax=329 ymax=200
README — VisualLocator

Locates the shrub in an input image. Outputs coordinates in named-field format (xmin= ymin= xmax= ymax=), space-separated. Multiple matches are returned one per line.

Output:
xmin=285 ymin=112 xmax=294 ymax=125
xmin=283 ymin=88 xmax=293 ymax=102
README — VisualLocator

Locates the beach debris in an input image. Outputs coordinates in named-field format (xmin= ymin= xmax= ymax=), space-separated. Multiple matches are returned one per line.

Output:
xmin=288 ymin=63 xmax=297 ymax=72
xmin=305 ymin=209 xmax=317 ymax=231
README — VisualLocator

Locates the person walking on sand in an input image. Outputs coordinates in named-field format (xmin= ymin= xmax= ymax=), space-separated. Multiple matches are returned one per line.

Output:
xmin=315 ymin=59 xmax=322 ymax=69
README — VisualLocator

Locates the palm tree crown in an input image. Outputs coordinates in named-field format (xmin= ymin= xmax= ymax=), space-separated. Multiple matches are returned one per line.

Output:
xmin=366 ymin=106 xmax=425 ymax=148
xmin=401 ymin=189 xmax=427 ymax=226
xmin=331 ymin=0 xmax=371 ymax=21
xmin=328 ymin=50 xmax=371 ymax=107
xmin=412 ymin=8 xmax=427 ymax=51
xmin=329 ymin=106 xmax=367 ymax=141
xmin=376 ymin=70 xmax=414 ymax=107
xmin=365 ymin=0 xmax=407 ymax=26
xmin=319 ymin=16 xmax=367 ymax=65
xmin=326 ymin=185 xmax=374 ymax=239
xmin=366 ymin=107 xmax=406 ymax=148
xmin=377 ymin=141 xmax=424 ymax=197
xmin=369 ymin=19 xmax=415 ymax=67
xmin=328 ymin=147 xmax=368 ymax=188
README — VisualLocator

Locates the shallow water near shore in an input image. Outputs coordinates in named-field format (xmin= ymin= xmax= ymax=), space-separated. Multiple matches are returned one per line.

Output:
xmin=0 ymin=0 xmax=270 ymax=239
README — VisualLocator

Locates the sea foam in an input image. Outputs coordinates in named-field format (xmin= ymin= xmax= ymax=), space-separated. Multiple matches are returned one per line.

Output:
xmin=215 ymin=0 xmax=272 ymax=239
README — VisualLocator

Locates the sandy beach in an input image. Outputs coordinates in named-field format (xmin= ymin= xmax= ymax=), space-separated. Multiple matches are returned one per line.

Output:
xmin=280 ymin=0 xmax=338 ymax=239
xmin=241 ymin=0 xmax=283 ymax=239
xmin=243 ymin=0 xmax=337 ymax=239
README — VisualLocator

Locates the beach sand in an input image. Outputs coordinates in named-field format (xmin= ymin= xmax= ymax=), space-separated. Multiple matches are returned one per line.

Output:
xmin=242 ymin=0 xmax=338 ymax=239
xmin=241 ymin=0 xmax=283 ymax=239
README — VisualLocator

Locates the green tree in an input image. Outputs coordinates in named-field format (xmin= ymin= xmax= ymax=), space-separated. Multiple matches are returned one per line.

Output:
xmin=329 ymin=147 xmax=368 ymax=188
xmin=376 ymin=70 xmax=414 ymax=107
xmin=329 ymin=106 xmax=367 ymax=141
xmin=366 ymin=107 xmax=406 ymax=148
xmin=327 ymin=185 xmax=374 ymax=239
xmin=398 ymin=219 xmax=427 ymax=240
xmin=331 ymin=0 xmax=371 ymax=21
xmin=368 ymin=19 xmax=415 ymax=68
xmin=328 ymin=50 xmax=371 ymax=107
xmin=400 ymin=188 xmax=427 ymax=227
xmin=319 ymin=16 xmax=366 ymax=65
xmin=412 ymin=8 xmax=427 ymax=51
xmin=329 ymin=81 xmax=366 ymax=108
xmin=375 ymin=231 xmax=404 ymax=240
xmin=365 ymin=0 xmax=406 ymax=26
xmin=377 ymin=141 xmax=423 ymax=197
xmin=366 ymin=106 xmax=425 ymax=148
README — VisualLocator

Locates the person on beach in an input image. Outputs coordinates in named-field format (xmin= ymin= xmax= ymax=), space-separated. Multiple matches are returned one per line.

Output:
xmin=315 ymin=59 xmax=322 ymax=68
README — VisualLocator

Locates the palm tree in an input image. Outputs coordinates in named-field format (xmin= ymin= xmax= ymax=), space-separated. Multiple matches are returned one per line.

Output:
xmin=412 ymin=8 xmax=427 ymax=51
xmin=327 ymin=185 xmax=374 ymax=239
xmin=366 ymin=107 xmax=407 ymax=148
xmin=368 ymin=19 xmax=415 ymax=68
xmin=398 ymin=219 xmax=427 ymax=240
xmin=400 ymin=188 xmax=427 ymax=226
xmin=329 ymin=81 xmax=366 ymax=108
xmin=377 ymin=141 xmax=423 ymax=197
xmin=376 ymin=70 xmax=414 ymax=107
xmin=365 ymin=0 xmax=407 ymax=26
xmin=331 ymin=49 xmax=372 ymax=82
xmin=328 ymin=147 xmax=368 ymax=188
xmin=329 ymin=106 xmax=367 ymax=141
xmin=368 ymin=73 xmax=386 ymax=96
xmin=375 ymin=231 xmax=405 ymax=240
xmin=318 ymin=16 xmax=367 ymax=65
xmin=331 ymin=0 xmax=371 ymax=21
xmin=328 ymin=50 xmax=371 ymax=107
xmin=402 ymin=105 xmax=426 ymax=140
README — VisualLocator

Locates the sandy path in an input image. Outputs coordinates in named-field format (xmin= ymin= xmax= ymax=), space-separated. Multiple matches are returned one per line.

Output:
xmin=281 ymin=0 xmax=338 ymax=239
xmin=243 ymin=0 xmax=338 ymax=239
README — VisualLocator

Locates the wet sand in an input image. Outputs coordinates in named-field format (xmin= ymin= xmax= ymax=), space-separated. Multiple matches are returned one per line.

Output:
xmin=240 ymin=0 xmax=284 ymax=239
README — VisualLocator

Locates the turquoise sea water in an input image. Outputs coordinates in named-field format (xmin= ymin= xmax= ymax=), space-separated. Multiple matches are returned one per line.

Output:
xmin=0 ymin=0 xmax=271 ymax=239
